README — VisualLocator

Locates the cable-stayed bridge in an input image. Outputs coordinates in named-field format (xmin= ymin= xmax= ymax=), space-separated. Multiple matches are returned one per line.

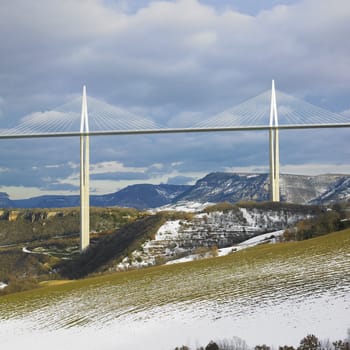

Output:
xmin=1 ymin=83 xmax=349 ymax=138
xmin=0 ymin=81 xmax=349 ymax=251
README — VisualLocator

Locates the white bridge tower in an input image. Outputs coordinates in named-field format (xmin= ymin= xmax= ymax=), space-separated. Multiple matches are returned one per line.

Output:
xmin=80 ymin=85 xmax=90 ymax=251
xmin=269 ymin=80 xmax=280 ymax=202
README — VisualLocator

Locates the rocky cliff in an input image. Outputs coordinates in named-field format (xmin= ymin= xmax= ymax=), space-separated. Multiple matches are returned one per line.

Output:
xmin=175 ymin=173 xmax=350 ymax=205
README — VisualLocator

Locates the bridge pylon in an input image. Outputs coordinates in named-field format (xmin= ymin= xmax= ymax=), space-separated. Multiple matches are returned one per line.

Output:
xmin=269 ymin=80 xmax=280 ymax=202
xmin=80 ymin=85 xmax=90 ymax=251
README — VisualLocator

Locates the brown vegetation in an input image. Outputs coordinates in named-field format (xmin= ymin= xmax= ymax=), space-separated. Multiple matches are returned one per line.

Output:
xmin=173 ymin=333 xmax=350 ymax=350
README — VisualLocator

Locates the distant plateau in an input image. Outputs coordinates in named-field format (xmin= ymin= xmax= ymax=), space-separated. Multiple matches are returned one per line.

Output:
xmin=0 ymin=172 xmax=349 ymax=209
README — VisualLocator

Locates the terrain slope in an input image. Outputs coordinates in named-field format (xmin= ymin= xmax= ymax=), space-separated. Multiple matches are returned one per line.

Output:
xmin=0 ymin=229 xmax=349 ymax=349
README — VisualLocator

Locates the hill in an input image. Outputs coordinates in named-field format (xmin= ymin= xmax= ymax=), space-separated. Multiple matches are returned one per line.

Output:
xmin=0 ymin=229 xmax=349 ymax=349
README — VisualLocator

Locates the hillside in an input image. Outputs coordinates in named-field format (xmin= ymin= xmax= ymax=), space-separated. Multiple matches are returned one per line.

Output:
xmin=50 ymin=202 xmax=320 ymax=278
xmin=58 ymin=213 xmax=168 ymax=279
xmin=1 ymin=202 xmax=345 ymax=285
xmin=117 ymin=202 xmax=321 ymax=271
xmin=0 ymin=207 xmax=142 ymax=292
xmin=0 ymin=229 xmax=349 ymax=349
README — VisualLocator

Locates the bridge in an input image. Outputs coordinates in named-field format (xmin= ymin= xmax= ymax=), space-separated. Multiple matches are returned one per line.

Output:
xmin=1 ymin=81 xmax=349 ymax=251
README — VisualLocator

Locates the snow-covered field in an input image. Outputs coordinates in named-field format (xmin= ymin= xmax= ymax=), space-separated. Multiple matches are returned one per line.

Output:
xmin=1 ymin=291 xmax=349 ymax=350
xmin=1 ymin=230 xmax=349 ymax=350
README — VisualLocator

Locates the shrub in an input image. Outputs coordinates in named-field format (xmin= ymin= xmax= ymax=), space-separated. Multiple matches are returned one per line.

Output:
xmin=0 ymin=276 xmax=39 ymax=295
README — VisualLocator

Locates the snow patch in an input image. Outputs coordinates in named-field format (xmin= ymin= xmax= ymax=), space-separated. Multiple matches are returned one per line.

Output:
xmin=167 ymin=230 xmax=285 ymax=263
xmin=246 ymin=174 xmax=259 ymax=179
xmin=151 ymin=201 xmax=215 ymax=213
xmin=155 ymin=220 xmax=182 ymax=240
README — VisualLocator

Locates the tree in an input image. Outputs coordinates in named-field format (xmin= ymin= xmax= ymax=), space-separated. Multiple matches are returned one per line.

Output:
xmin=205 ymin=341 xmax=219 ymax=350
xmin=297 ymin=334 xmax=321 ymax=350
xmin=333 ymin=340 xmax=350 ymax=350
xmin=255 ymin=345 xmax=270 ymax=350
xmin=320 ymin=339 xmax=333 ymax=350
xmin=217 ymin=336 xmax=249 ymax=350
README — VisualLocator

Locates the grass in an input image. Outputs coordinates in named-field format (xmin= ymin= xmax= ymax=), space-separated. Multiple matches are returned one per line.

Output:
xmin=0 ymin=228 xmax=349 ymax=327
xmin=39 ymin=280 xmax=73 ymax=287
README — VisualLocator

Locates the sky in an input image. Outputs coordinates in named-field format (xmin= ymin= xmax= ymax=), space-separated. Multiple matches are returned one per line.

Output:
xmin=0 ymin=0 xmax=349 ymax=199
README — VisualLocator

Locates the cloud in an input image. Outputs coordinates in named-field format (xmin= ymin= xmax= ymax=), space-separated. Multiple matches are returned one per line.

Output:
xmin=90 ymin=172 xmax=149 ymax=181
xmin=90 ymin=161 xmax=146 ymax=175
xmin=167 ymin=175 xmax=197 ymax=185
xmin=280 ymin=163 xmax=350 ymax=175
xmin=0 ymin=185 xmax=75 ymax=200
xmin=45 ymin=164 xmax=62 ymax=169
xmin=0 ymin=0 xmax=349 ymax=198
xmin=0 ymin=96 xmax=4 ymax=119
xmin=1 ymin=0 xmax=348 ymax=111
xmin=0 ymin=167 xmax=9 ymax=173
xmin=342 ymin=109 xmax=350 ymax=118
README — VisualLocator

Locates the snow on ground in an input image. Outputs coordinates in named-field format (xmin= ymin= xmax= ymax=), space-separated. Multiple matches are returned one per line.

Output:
xmin=155 ymin=220 xmax=182 ymax=240
xmin=240 ymin=207 xmax=256 ymax=227
xmin=151 ymin=201 xmax=215 ymax=213
xmin=167 ymin=230 xmax=285 ymax=264
xmin=237 ymin=230 xmax=283 ymax=245
xmin=0 ymin=282 xmax=7 ymax=290
xmin=0 ymin=289 xmax=349 ymax=350
xmin=166 ymin=254 xmax=200 ymax=265
xmin=246 ymin=174 xmax=259 ymax=179
xmin=1 ymin=228 xmax=349 ymax=350
xmin=218 ymin=229 xmax=284 ymax=256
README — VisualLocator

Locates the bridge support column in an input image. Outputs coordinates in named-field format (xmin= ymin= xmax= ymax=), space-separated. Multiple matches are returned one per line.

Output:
xmin=80 ymin=85 xmax=90 ymax=252
xmin=269 ymin=80 xmax=280 ymax=202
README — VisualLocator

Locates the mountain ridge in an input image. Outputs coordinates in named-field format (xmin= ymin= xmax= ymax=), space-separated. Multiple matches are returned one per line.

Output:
xmin=9 ymin=184 xmax=191 ymax=210
xmin=174 ymin=172 xmax=350 ymax=205
xmin=1 ymin=172 xmax=349 ymax=209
